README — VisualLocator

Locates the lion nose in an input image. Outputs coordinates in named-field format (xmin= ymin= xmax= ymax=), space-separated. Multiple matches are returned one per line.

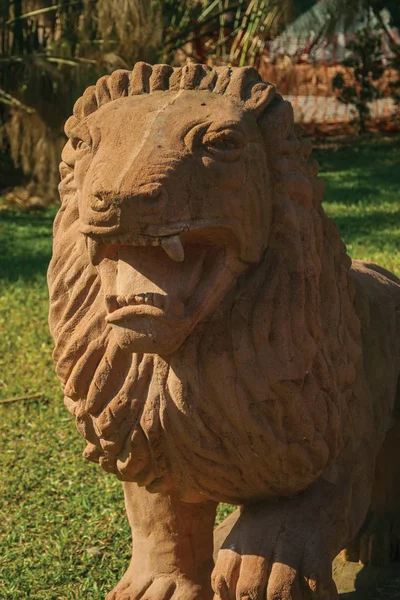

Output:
xmin=123 ymin=183 xmax=168 ymax=217
xmin=138 ymin=184 xmax=163 ymax=202
xmin=90 ymin=194 xmax=113 ymax=212
xmin=89 ymin=184 xmax=167 ymax=215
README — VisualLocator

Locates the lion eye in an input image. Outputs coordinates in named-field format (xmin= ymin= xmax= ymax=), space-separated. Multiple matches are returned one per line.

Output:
xmin=72 ymin=137 xmax=91 ymax=152
xmin=203 ymin=130 xmax=245 ymax=161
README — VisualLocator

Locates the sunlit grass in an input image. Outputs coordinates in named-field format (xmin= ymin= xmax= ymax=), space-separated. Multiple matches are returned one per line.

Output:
xmin=317 ymin=135 xmax=400 ymax=275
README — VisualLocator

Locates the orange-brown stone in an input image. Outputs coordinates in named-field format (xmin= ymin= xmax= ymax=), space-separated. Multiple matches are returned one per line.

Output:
xmin=48 ymin=62 xmax=400 ymax=600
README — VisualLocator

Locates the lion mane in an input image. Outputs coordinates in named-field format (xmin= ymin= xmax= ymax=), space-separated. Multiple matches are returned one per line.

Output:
xmin=48 ymin=63 xmax=361 ymax=503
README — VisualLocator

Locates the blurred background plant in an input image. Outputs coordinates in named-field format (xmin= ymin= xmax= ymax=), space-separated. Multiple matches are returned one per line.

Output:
xmin=0 ymin=0 xmax=298 ymax=204
xmin=0 ymin=0 xmax=398 ymax=205
xmin=329 ymin=0 xmax=400 ymax=133
xmin=332 ymin=26 xmax=385 ymax=134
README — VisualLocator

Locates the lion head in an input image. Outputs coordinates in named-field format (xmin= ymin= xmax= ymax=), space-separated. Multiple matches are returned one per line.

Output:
xmin=48 ymin=63 xmax=361 ymax=503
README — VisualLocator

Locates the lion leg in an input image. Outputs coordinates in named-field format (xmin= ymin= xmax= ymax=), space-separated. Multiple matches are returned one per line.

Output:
xmin=212 ymin=443 xmax=375 ymax=600
xmin=343 ymin=416 xmax=400 ymax=567
xmin=106 ymin=482 xmax=217 ymax=600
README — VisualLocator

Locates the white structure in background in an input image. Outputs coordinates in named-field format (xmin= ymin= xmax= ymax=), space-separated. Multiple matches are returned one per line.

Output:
xmin=263 ymin=0 xmax=398 ymax=126
xmin=267 ymin=0 xmax=398 ymax=65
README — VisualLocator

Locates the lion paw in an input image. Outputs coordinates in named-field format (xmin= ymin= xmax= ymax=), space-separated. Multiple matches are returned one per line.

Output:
xmin=212 ymin=503 xmax=339 ymax=600
xmin=106 ymin=573 xmax=205 ymax=600
xmin=212 ymin=549 xmax=338 ymax=600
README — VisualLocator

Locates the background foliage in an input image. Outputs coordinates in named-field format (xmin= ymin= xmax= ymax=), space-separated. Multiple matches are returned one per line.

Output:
xmin=332 ymin=26 xmax=385 ymax=134
xmin=1 ymin=0 xmax=398 ymax=203
xmin=0 ymin=0 xmax=295 ymax=203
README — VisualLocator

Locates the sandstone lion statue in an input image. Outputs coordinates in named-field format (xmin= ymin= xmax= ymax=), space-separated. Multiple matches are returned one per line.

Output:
xmin=48 ymin=62 xmax=400 ymax=600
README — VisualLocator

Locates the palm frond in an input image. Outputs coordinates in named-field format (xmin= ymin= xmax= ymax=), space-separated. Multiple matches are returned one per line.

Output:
xmin=0 ymin=0 xmax=301 ymax=204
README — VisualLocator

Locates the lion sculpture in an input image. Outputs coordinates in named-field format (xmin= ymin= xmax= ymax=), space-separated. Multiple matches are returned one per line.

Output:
xmin=48 ymin=62 xmax=400 ymax=600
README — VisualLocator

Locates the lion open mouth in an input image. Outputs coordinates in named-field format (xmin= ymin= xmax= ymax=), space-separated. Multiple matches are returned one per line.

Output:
xmin=83 ymin=225 xmax=242 ymax=351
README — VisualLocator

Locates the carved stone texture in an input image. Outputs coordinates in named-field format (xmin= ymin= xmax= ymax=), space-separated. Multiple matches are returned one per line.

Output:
xmin=48 ymin=62 xmax=400 ymax=600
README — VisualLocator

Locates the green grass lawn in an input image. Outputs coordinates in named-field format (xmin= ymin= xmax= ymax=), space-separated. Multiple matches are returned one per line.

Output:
xmin=0 ymin=135 xmax=399 ymax=599
xmin=314 ymin=135 xmax=400 ymax=274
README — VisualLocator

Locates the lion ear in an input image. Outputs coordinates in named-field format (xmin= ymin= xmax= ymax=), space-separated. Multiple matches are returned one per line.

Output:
xmin=244 ymin=82 xmax=276 ymax=118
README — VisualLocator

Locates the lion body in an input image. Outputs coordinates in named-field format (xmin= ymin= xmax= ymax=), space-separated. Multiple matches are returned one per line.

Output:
xmin=48 ymin=63 xmax=400 ymax=508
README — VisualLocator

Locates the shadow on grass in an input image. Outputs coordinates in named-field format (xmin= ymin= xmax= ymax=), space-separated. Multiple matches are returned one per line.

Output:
xmin=317 ymin=138 xmax=399 ymax=210
xmin=334 ymin=209 xmax=400 ymax=248
xmin=0 ymin=208 xmax=57 ymax=282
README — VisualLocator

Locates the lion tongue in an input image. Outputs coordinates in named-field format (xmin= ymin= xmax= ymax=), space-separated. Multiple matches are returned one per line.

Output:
xmin=161 ymin=235 xmax=184 ymax=262
xmin=115 ymin=244 xmax=209 ymax=310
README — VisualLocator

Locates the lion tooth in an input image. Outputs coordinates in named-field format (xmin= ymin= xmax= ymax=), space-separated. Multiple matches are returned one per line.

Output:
xmin=85 ymin=236 xmax=102 ymax=265
xmin=136 ymin=235 xmax=152 ymax=246
xmin=117 ymin=295 xmax=127 ymax=306
xmin=144 ymin=293 xmax=154 ymax=305
xmin=105 ymin=295 xmax=119 ymax=313
xmin=161 ymin=235 xmax=184 ymax=262
xmin=153 ymin=294 xmax=164 ymax=309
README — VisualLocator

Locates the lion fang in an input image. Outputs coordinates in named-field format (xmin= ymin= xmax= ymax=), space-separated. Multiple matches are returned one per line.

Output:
xmin=160 ymin=235 xmax=185 ymax=262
